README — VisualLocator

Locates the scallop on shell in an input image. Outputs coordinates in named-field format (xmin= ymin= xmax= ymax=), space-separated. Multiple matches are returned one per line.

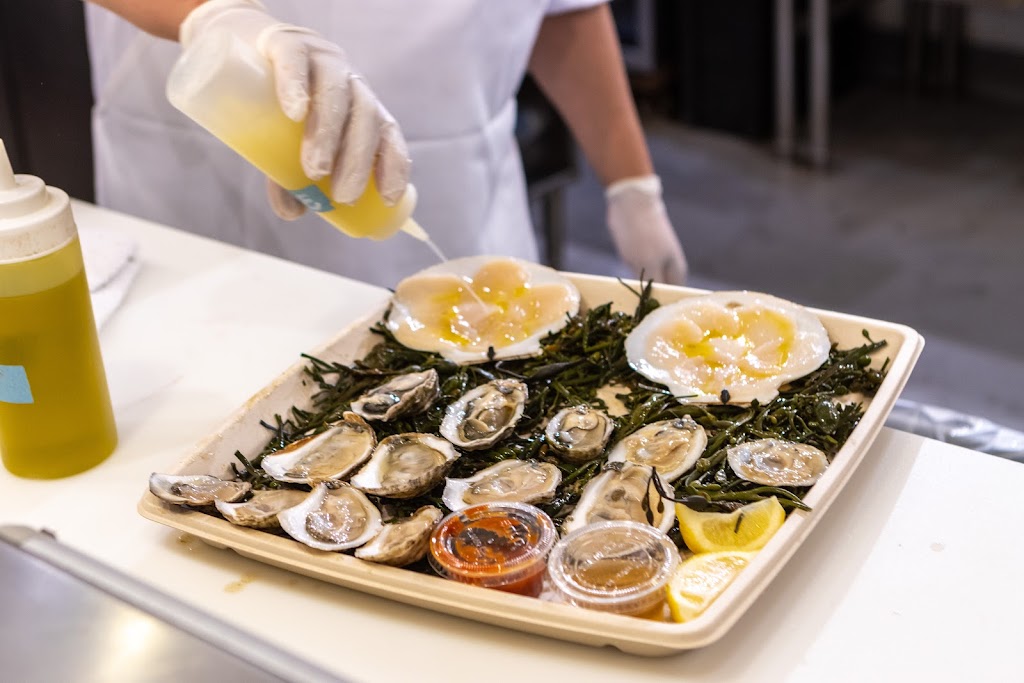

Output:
xmin=350 ymin=369 xmax=440 ymax=422
xmin=440 ymin=379 xmax=527 ymax=450
xmin=214 ymin=489 xmax=308 ymax=529
xmin=607 ymin=416 xmax=707 ymax=483
xmin=544 ymin=405 xmax=614 ymax=463
xmin=355 ymin=506 xmax=443 ymax=567
xmin=349 ymin=433 xmax=460 ymax=498
xmin=727 ymin=438 xmax=829 ymax=487
xmin=261 ymin=412 xmax=376 ymax=485
xmin=562 ymin=462 xmax=674 ymax=536
xmin=278 ymin=483 xmax=383 ymax=552
xmin=442 ymin=459 xmax=562 ymax=511
xmin=149 ymin=474 xmax=250 ymax=507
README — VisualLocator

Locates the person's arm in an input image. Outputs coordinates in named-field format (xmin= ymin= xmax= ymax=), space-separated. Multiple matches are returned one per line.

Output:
xmin=527 ymin=4 xmax=650 ymax=186
xmin=85 ymin=0 xmax=206 ymax=41
xmin=527 ymin=4 xmax=688 ymax=285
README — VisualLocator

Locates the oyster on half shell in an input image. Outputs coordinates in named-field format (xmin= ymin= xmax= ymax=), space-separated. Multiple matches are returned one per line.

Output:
xmin=350 ymin=369 xmax=440 ymax=422
xmin=149 ymin=474 xmax=250 ymax=507
xmin=349 ymin=433 xmax=460 ymax=498
xmin=561 ymin=462 xmax=674 ymax=536
xmin=355 ymin=506 xmax=443 ymax=566
xmin=278 ymin=483 xmax=383 ymax=552
xmin=544 ymin=405 xmax=614 ymax=462
xmin=214 ymin=489 xmax=308 ymax=529
xmin=442 ymin=459 xmax=562 ymax=511
xmin=727 ymin=438 xmax=829 ymax=487
xmin=440 ymin=379 xmax=528 ymax=450
xmin=261 ymin=412 xmax=376 ymax=485
xmin=606 ymin=416 xmax=707 ymax=484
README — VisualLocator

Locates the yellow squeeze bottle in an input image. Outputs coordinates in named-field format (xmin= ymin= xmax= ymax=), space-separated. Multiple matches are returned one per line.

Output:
xmin=166 ymin=31 xmax=427 ymax=242
xmin=0 ymin=140 xmax=118 ymax=478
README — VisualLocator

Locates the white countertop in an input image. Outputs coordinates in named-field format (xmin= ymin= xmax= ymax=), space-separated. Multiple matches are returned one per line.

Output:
xmin=2 ymin=202 xmax=1021 ymax=682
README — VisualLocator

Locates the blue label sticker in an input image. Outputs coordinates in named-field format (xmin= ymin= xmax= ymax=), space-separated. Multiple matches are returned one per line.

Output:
xmin=0 ymin=365 xmax=34 ymax=404
xmin=289 ymin=185 xmax=333 ymax=213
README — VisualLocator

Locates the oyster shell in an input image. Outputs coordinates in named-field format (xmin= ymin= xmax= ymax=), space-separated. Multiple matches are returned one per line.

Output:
xmin=606 ymin=416 xmax=707 ymax=483
xmin=544 ymin=405 xmax=614 ymax=462
xmin=278 ymin=483 xmax=383 ymax=552
xmin=350 ymin=433 xmax=460 ymax=498
xmin=149 ymin=474 xmax=250 ymax=507
xmin=441 ymin=459 xmax=562 ymax=511
xmin=214 ymin=489 xmax=308 ymax=529
xmin=439 ymin=379 xmax=528 ymax=450
xmin=727 ymin=438 xmax=829 ymax=487
xmin=261 ymin=412 xmax=376 ymax=485
xmin=562 ymin=462 xmax=674 ymax=535
xmin=355 ymin=506 xmax=443 ymax=566
xmin=350 ymin=369 xmax=440 ymax=422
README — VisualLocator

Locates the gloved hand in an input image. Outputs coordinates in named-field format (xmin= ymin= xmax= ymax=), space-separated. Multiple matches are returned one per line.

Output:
xmin=606 ymin=175 xmax=688 ymax=285
xmin=179 ymin=0 xmax=410 ymax=218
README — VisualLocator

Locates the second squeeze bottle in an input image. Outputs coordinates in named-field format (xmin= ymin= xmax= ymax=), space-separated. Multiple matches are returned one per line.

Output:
xmin=166 ymin=29 xmax=426 ymax=242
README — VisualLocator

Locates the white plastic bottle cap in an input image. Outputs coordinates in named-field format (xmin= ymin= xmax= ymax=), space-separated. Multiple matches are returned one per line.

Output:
xmin=0 ymin=138 xmax=76 ymax=264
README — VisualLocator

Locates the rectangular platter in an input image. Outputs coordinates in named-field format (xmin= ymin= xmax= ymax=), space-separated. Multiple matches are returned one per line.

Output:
xmin=138 ymin=274 xmax=924 ymax=656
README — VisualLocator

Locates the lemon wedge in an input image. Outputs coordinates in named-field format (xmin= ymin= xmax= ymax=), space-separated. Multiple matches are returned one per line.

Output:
xmin=666 ymin=550 xmax=757 ymax=622
xmin=676 ymin=496 xmax=786 ymax=553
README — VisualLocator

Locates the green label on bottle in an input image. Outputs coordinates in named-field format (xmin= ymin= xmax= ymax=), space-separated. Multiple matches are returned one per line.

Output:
xmin=0 ymin=365 xmax=33 ymax=404
xmin=289 ymin=185 xmax=333 ymax=213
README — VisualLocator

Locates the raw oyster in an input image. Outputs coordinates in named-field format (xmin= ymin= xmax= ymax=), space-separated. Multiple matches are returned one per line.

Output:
xmin=727 ymin=438 xmax=829 ymax=487
xmin=561 ymin=462 xmax=674 ymax=535
xmin=261 ymin=412 xmax=376 ymax=485
xmin=350 ymin=369 xmax=440 ymax=422
xmin=606 ymin=416 xmax=707 ymax=483
xmin=350 ymin=433 xmax=460 ymax=498
xmin=442 ymin=459 xmax=562 ymax=511
xmin=214 ymin=489 xmax=308 ymax=529
xmin=278 ymin=483 xmax=383 ymax=552
xmin=544 ymin=405 xmax=614 ymax=462
xmin=355 ymin=506 xmax=443 ymax=566
xmin=149 ymin=474 xmax=250 ymax=507
xmin=439 ymin=379 xmax=528 ymax=450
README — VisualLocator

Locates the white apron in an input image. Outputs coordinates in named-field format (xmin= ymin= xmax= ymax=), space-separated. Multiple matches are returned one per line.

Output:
xmin=85 ymin=0 xmax=603 ymax=288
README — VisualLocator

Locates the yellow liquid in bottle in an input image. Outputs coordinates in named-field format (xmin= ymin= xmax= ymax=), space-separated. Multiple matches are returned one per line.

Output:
xmin=0 ymin=238 xmax=118 ymax=478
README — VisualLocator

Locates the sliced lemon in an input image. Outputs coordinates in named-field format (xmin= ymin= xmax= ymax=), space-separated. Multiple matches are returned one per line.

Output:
xmin=666 ymin=550 xmax=757 ymax=623
xmin=676 ymin=496 xmax=786 ymax=553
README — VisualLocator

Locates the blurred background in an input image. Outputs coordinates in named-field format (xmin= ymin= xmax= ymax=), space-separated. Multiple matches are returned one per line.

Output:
xmin=2 ymin=1 xmax=1022 ymax=437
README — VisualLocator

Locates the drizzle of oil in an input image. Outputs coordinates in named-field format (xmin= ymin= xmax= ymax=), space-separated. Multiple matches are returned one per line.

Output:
xmin=224 ymin=573 xmax=258 ymax=593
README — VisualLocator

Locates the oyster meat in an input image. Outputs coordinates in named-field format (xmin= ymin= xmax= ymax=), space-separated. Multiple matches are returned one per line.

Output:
xmin=350 ymin=433 xmax=460 ymax=498
xmin=727 ymin=438 xmax=829 ymax=487
xmin=214 ymin=489 xmax=308 ymax=529
xmin=544 ymin=405 xmax=614 ymax=462
xmin=261 ymin=412 xmax=376 ymax=485
xmin=350 ymin=369 xmax=440 ymax=422
xmin=355 ymin=506 xmax=443 ymax=566
xmin=606 ymin=416 xmax=707 ymax=483
xmin=439 ymin=379 xmax=527 ymax=450
xmin=149 ymin=474 xmax=250 ymax=507
xmin=278 ymin=483 xmax=383 ymax=552
xmin=562 ymin=462 xmax=674 ymax=535
xmin=442 ymin=459 xmax=561 ymax=511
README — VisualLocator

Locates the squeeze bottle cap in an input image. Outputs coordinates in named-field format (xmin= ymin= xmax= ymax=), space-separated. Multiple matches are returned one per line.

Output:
xmin=0 ymin=138 xmax=76 ymax=264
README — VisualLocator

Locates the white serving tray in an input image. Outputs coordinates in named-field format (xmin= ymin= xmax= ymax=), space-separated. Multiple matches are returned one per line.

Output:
xmin=138 ymin=274 xmax=924 ymax=656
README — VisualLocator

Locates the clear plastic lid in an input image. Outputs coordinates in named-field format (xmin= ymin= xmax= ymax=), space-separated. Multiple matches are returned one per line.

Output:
xmin=547 ymin=521 xmax=681 ymax=615
xmin=429 ymin=502 xmax=557 ymax=588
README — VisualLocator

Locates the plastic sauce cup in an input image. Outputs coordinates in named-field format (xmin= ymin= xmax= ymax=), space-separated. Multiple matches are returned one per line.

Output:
xmin=429 ymin=502 xmax=557 ymax=597
xmin=547 ymin=521 xmax=680 ymax=619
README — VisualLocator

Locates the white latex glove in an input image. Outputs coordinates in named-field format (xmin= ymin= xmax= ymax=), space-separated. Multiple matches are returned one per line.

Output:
xmin=606 ymin=175 xmax=688 ymax=285
xmin=179 ymin=0 xmax=410 ymax=218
